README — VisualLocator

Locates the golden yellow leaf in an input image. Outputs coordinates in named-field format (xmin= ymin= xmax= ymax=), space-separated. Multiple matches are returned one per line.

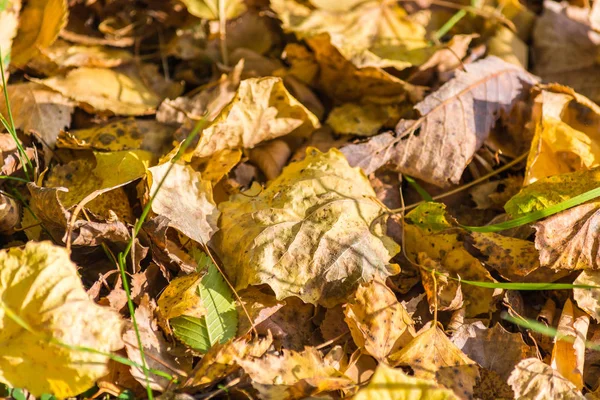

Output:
xmin=33 ymin=66 xmax=163 ymax=116
xmin=236 ymin=347 xmax=352 ymax=399
xmin=508 ymin=358 xmax=585 ymax=399
xmin=525 ymin=85 xmax=600 ymax=184
xmin=354 ymin=363 xmax=459 ymax=400
xmin=196 ymin=148 xmax=243 ymax=183
xmin=390 ymin=326 xmax=479 ymax=399
xmin=551 ymin=299 xmax=590 ymax=390
xmin=213 ymin=148 xmax=400 ymax=306
xmin=487 ymin=26 xmax=528 ymax=67
xmin=327 ymin=103 xmax=400 ymax=136
xmin=10 ymin=0 xmax=67 ymax=67
xmin=192 ymin=77 xmax=319 ymax=158
xmin=0 ymin=241 xmax=123 ymax=397
xmin=0 ymin=0 xmax=21 ymax=69
xmin=146 ymin=163 xmax=219 ymax=244
xmin=38 ymin=39 xmax=133 ymax=70
xmin=180 ymin=0 xmax=246 ymax=20
xmin=344 ymin=279 xmax=415 ymax=362
xmin=157 ymin=272 xmax=206 ymax=335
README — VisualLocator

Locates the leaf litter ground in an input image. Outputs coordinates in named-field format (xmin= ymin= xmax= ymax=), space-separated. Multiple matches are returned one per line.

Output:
xmin=2 ymin=0 xmax=600 ymax=399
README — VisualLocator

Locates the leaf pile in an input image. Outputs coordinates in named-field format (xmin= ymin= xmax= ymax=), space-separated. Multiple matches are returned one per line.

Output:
xmin=2 ymin=0 xmax=600 ymax=399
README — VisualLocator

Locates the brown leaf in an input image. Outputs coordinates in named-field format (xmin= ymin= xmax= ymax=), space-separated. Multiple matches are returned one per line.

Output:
xmin=342 ymin=56 xmax=537 ymax=186
xmin=248 ymin=139 xmax=291 ymax=180
xmin=236 ymin=286 xmax=285 ymax=336
xmin=508 ymin=358 xmax=585 ymax=399
xmin=344 ymin=279 xmax=415 ymax=362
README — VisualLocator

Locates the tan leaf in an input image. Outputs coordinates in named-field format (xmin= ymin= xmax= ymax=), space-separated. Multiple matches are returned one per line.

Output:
xmin=574 ymin=270 xmax=600 ymax=320
xmin=551 ymin=299 xmax=590 ymax=390
xmin=236 ymin=286 xmax=285 ymax=336
xmin=10 ymin=0 xmax=67 ymax=67
xmin=451 ymin=322 xmax=538 ymax=381
xmin=236 ymin=347 xmax=352 ymax=399
xmin=533 ymin=1 xmax=600 ymax=103
xmin=180 ymin=0 xmax=246 ymax=20
xmin=0 ymin=242 xmax=124 ymax=397
xmin=0 ymin=192 xmax=20 ymax=234
xmin=390 ymin=326 xmax=480 ymax=399
xmin=123 ymin=296 xmax=192 ymax=391
xmin=146 ymin=163 xmax=219 ymax=245
xmin=192 ymin=77 xmax=319 ymax=158
xmin=354 ymin=363 xmax=460 ymax=400
xmin=508 ymin=358 xmax=585 ymax=399
xmin=248 ymin=139 xmax=291 ymax=180
xmin=213 ymin=148 xmax=400 ymax=306
xmin=341 ymin=56 xmax=537 ymax=186
xmin=0 ymin=0 xmax=21 ymax=70
xmin=344 ymin=279 xmax=415 ymax=362
xmin=33 ymin=66 xmax=164 ymax=116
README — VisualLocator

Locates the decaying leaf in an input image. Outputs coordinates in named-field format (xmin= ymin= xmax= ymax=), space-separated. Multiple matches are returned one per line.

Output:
xmin=533 ymin=1 xmax=600 ymax=103
xmin=508 ymin=358 xmax=585 ymax=399
xmin=192 ymin=77 xmax=319 ymax=158
xmin=354 ymin=363 xmax=459 ymax=400
xmin=236 ymin=346 xmax=352 ymax=399
xmin=213 ymin=148 xmax=400 ymax=306
xmin=33 ymin=66 xmax=165 ymax=115
xmin=451 ymin=322 xmax=537 ymax=381
xmin=574 ymin=270 xmax=600 ymax=320
xmin=344 ymin=279 xmax=415 ymax=362
xmin=180 ymin=0 xmax=246 ymax=20
xmin=327 ymin=103 xmax=401 ymax=136
xmin=34 ymin=39 xmax=133 ymax=71
xmin=525 ymin=85 xmax=600 ymax=184
xmin=551 ymin=299 xmax=590 ymax=390
xmin=157 ymin=272 xmax=206 ymax=335
xmin=146 ymin=163 xmax=219 ymax=245
xmin=10 ymin=0 xmax=67 ymax=67
xmin=0 ymin=242 xmax=123 ymax=397
xmin=390 ymin=326 xmax=480 ymax=399
xmin=342 ymin=56 xmax=537 ymax=186
xmin=0 ymin=0 xmax=21 ymax=69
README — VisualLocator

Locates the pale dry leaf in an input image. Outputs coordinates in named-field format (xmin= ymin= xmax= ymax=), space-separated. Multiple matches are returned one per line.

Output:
xmin=551 ymin=299 xmax=590 ymax=390
xmin=533 ymin=1 xmax=600 ymax=103
xmin=248 ymin=139 xmax=291 ymax=180
xmin=236 ymin=286 xmax=285 ymax=336
xmin=574 ymin=270 xmax=600 ymax=321
xmin=342 ymin=56 xmax=537 ymax=186
xmin=39 ymin=39 xmax=133 ymax=70
xmin=147 ymin=163 xmax=220 ymax=245
xmin=192 ymin=77 xmax=319 ymax=158
xmin=508 ymin=358 xmax=585 ymax=399
xmin=344 ymin=279 xmax=415 ymax=362
xmin=0 ymin=242 xmax=124 ymax=397
xmin=180 ymin=0 xmax=246 ymax=20
xmin=213 ymin=148 xmax=400 ymax=306
xmin=0 ymin=0 xmax=21 ymax=69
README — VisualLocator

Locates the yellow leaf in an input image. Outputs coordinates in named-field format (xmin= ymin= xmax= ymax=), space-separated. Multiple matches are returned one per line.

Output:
xmin=196 ymin=148 xmax=243 ymax=183
xmin=38 ymin=39 xmax=133 ymax=70
xmin=354 ymin=363 xmax=459 ymax=400
xmin=146 ymin=163 xmax=219 ymax=244
xmin=390 ymin=326 xmax=479 ymax=399
xmin=157 ymin=272 xmax=206 ymax=335
xmin=327 ymin=103 xmax=400 ymax=136
xmin=192 ymin=77 xmax=319 ymax=158
xmin=487 ymin=26 xmax=528 ymax=67
xmin=508 ymin=358 xmax=585 ymax=399
xmin=33 ymin=66 xmax=163 ymax=116
xmin=10 ymin=0 xmax=67 ymax=67
xmin=0 ymin=241 xmax=123 ymax=397
xmin=551 ymin=299 xmax=589 ymax=390
xmin=180 ymin=0 xmax=246 ymax=20
xmin=0 ymin=0 xmax=21 ymax=69
xmin=344 ymin=279 xmax=415 ymax=362
xmin=213 ymin=148 xmax=400 ymax=306
xmin=525 ymin=85 xmax=600 ymax=185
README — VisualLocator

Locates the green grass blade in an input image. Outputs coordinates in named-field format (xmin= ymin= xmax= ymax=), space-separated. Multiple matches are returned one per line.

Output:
xmin=460 ymin=186 xmax=600 ymax=232
xmin=171 ymin=259 xmax=238 ymax=353
xmin=405 ymin=175 xmax=433 ymax=202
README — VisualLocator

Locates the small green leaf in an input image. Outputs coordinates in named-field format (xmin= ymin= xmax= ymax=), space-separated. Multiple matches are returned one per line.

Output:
xmin=171 ymin=258 xmax=238 ymax=353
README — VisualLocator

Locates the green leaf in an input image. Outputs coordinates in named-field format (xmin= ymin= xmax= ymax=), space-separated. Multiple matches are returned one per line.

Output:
xmin=171 ymin=259 xmax=238 ymax=353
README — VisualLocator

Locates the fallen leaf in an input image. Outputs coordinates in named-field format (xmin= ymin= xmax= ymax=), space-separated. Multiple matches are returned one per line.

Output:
xmin=236 ymin=286 xmax=285 ymax=336
xmin=123 ymin=296 xmax=192 ymax=391
xmin=341 ymin=56 xmax=537 ymax=186
xmin=344 ymin=279 xmax=415 ymax=362
xmin=551 ymin=299 xmax=590 ymax=390
xmin=508 ymin=358 xmax=585 ymax=399
xmin=146 ymin=162 xmax=219 ymax=245
xmin=236 ymin=346 xmax=352 ymax=399
xmin=327 ymin=103 xmax=401 ymax=136
xmin=0 ymin=0 xmax=21 ymax=69
xmin=0 ymin=192 xmax=20 ymax=234
xmin=157 ymin=272 xmax=206 ymax=335
xmin=10 ymin=0 xmax=67 ymax=67
xmin=192 ymin=77 xmax=319 ymax=158
xmin=354 ymin=363 xmax=460 ymax=400
xmin=33 ymin=66 xmax=165 ymax=116
xmin=451 ymin=322 xmax=537 ymax=381
xmin=390 ymin=326 xmax=480 ymax=399
xmin=0 ymin=241 xmax=123 ymax=397
xmin=180 ymin=0 xmax=246 ymax=20
xmin=533 ymin=1 xmax=600 ymax=103
xmin=574 ymin=270 xmax=600 ymax=320
xmin=487 ymin=26 xmax=528 ymax=67
xmin=213 ymin=148 xmax=400 ymax=306
xmin=35 ymin=39 xmax=133 ymax=71
xmin=248 ymin=139 xmax=291 ymax=180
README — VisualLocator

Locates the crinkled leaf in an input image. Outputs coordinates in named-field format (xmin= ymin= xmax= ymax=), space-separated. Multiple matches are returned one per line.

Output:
xmin=574 ymin=270 xmax=600 ymax=320
xmin=213 ymin=148 xmax=400 ymax=306
xmin=508 ymin=358 xmax=585 ymax=400
xmin=354 ymin=364 xmax=459 ymax=400
xmin=192 ymin=77 xmax=319 ymax=158
xmin=0 ymin=242 xmax=124 ymax=397
xmin=342 ymin=56 xmax=537 ymax=186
